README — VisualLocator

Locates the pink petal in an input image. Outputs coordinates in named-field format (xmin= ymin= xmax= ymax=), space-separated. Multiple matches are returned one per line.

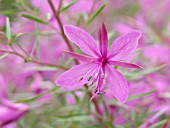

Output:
xmin=99 ymin=23 xmax=108 ymax=57
xmin=63 ymin=25 xmax=101 ymax=57
xmin=56 ymin=63 xmax=99 ymax=89
xmin=105 ymin=65 xmax=128 ymax=104
xmin=0 ymin=98 xmax=29 ymax=126
xmin=108 ymin=61 xmax=143 ymax=69
xmin=64 ymin=51 xmax=97 ymax=62
xmin=108 ymin=30 xmax=141 ymax=60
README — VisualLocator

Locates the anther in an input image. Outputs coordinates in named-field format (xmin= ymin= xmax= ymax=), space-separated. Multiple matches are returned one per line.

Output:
xmin=97 ymin=91 xmax=105 ymax=95
xmin=87 ymin=76 xmax=92 ymax=81
xmin=94 ymin=88 xmax=98 ymax=93
xmin=78 ymin=77 xmax=83 ymax=82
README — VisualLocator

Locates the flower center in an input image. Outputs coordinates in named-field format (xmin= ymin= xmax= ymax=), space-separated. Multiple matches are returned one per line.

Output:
xmin=100 ymin=57 xmax=108 ymax=66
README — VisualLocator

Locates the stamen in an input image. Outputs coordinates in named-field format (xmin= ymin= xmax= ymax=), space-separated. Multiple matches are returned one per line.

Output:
xmin=89 ymin=78 xmax=97 ymax=86
xmin=78 ymin=77 xmax=83 ymax=82
xmin=94 ymin=88 xmax=98 ymax=93
xmin=87 ymin=76 xmax=92 ymax=81
xmin=78 ymin=65 xmax=97 ymax=83
xmin=97 ymin=91 xmax=105 ymax=95
xmin=96 ymin=88 xmax=105 ymax=95
xmin=93 ymin=86 xmax=105 ymax=95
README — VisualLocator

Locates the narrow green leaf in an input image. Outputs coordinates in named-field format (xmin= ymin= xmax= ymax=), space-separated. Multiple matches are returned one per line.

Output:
xmin=55 ymin=115 xmax=92 ymax=122
xmin=30 ymin=39 xmax=37 ymax=58
xmin=15 ymin=86 xmax=58 ymax=103
xmin=65 ymin=58 xmax=74 ymax=66
xmin=12 ymin=33 xmax=24 ymax=44
xmin=125 ymin=64 xmax=166 ymax=79
xmin=48 ymin=86 xmax=59 ymax=93
xmin=35 ymin=36 xmax=40 ymax=60
xmin=106 ymin=89 xmax=157 ymax=105
xmin=86 ymin=3 xmax=107 ymax=27
xmin=102 ymin=101 xmax=109 ymax=118
xmin=71 ymin=92 xmax=80 ymax=103
xmin=76 ymin=14 xmax=84 ymax=26
xmin=0 ymin=10 xmax=21 ymax=15
xmin=105 ymin=100 xmax=126 ymax=107
xmin=15 ymin=93 xmax=44 ymax=103
xmin=35 ymin=24 xmax=40 ymax=60
xmin=61 ymin=0 xmax=79 ymax=13
xmin=0 ymin=53 xmax=10 ymax=60
xmin=139 ymin=65 xmax=166 ymax=75
xmin=28 ymin=66 xmax=58 ymax=71
xmin=6 ymin=17 xmax=12 ymax=40
xmin=101 ymin=101 xmax=114 ymax=128
xmin=127 ymin=89 xmax=157 ymax=101
xmin=149 ymin=119 xmax=167 ymax=128
xmin=21 ymin=14 xmax=47 ymax=24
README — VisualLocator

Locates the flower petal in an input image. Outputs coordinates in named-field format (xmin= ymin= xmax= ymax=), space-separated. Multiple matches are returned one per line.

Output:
xmin=64 ymin=51 xmax=97 ymax=62
xmin=108 ymin=61 xmax=143 ymax=69
xmin=105 ymin=65 xmax=128 ymax=104
xmin=56 ymin=63 xmax=99 ymax=90
xmin=108 ymin=30 xmax=141 ymax=60
xmin=0 ymin=98 xmax=29 ymax=126
xmin=99 ymin=23 xmax=108 ymax=57
xmin=63 ymin=25 xmax=101 ymax=57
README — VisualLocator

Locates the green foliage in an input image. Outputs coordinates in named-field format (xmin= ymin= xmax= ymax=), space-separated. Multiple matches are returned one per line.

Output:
xmin=1 ymin=1 xmax=169 ymax=128
xmin=0 ymin=10 xmax=21 ymax=15
xmin=12 ymin=33 xmax=23 ymax=44
xmin=149 ymin=119 xmax=167 ymax=128
xmin=0 ymin=53 xmax=9 ymax=60
xmin=6 ymin=17 xmax=12 ymax=41
xmin=125 ymin=64 xmax=166 ymax=80
xmin=86 ymin=3 xmax=107 ymax=27
xmin=107 ymin=89 xmax=157 ymax=105
xmin=127 ymin=89 xmax=157 ymax=101
xmin=21 ymin=14 xmax=48 ymax=24
xmin=28 ymin=66 xmax=58 ymax=71
xmin=61 ymin=0 xmax=79 ymax=13
xmin=35 ymin=35 xmax=40 ymax=60
xmin=17 ymin=89 xmax=99 ymax=128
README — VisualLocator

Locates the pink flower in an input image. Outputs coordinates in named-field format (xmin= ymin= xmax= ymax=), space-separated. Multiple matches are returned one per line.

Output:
xmin=0 ymin=75 xmax=29 ymax=127
xmin=143 ymin=44 xmax=170 ymax=64
xmin=0 ymin=99 xmax=29 ymax=127
xmin=56 ymin=23 xmax=141 ymax=104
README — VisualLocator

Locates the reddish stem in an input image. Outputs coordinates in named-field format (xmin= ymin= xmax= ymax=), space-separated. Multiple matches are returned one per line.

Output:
xmin=47 ymin=0 xmax=105 ymax=126
xmin=47 ymin=0 xmax=78 ymax=65
xmin=0 ymin=49 xmax=67 ymax=70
